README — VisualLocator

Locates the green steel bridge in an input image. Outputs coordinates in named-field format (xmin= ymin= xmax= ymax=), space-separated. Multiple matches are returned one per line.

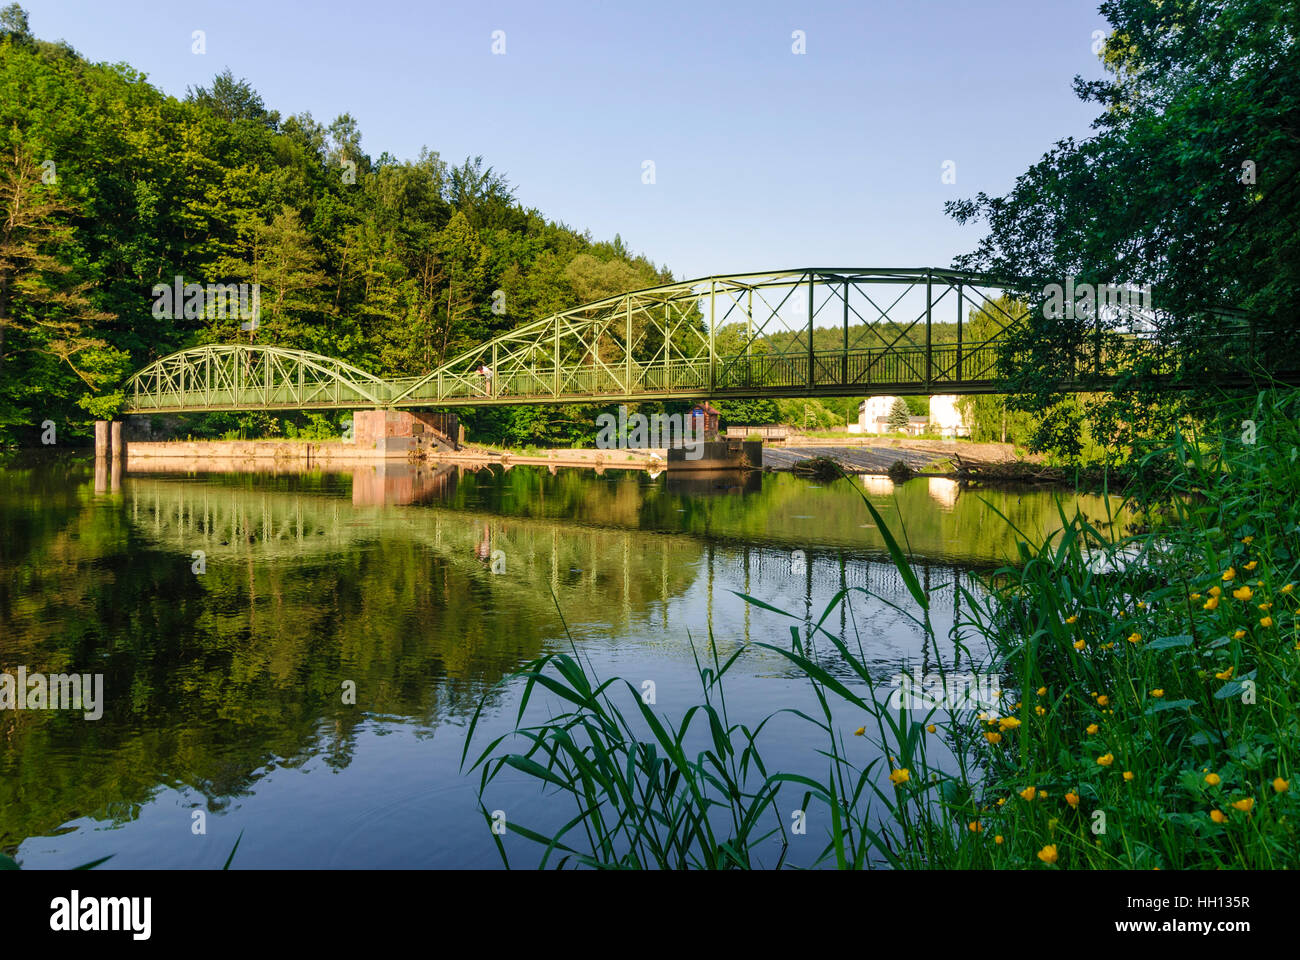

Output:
xmin=120 ymin=267 xmax=1250 ymax=415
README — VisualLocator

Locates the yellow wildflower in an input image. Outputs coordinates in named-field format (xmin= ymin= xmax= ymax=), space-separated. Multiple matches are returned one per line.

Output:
xmin=1073 ymin=638 xmax=1086 ymax=650
xmin=926 ymin=724 xmax=936 ymax=733
xmin=1222 ymin=568 xmax=1236 ymax=582
xmin=889 ymin=768 xmax=910 ymax=785
xmin=1274 ymin=778 xmax=1290 ymax=794
xmin=1123 ymin=771 xmax=1134 ymax=781
xmin=1019 ymin=786 xmax=1037 ymax=802
xmin=1065 ymin=791 xmax=1079 ymax=808
xmin=1097 ymin=695 xmax=1110 ymax=707
xmin=1150 ymin=689 xmax=1164 ymax=698
xmin=1210 ymin=809 xmax=1227 ymax=823
xmin=994 ymin=835 xmax=1004 ymax=844
xmin=968 ymin=820 xmax=982 ymax=833
xmin=1203 ymin=597 xmax=1219 ymax=611
xmin=1281 ymin=583 xmax=1294 ymax=595
xmin=999 ymin=717 xmax=1021 ymax=732
xmin=1036 ymin=686 xmax=1046 ymax=696
xmin=1127 ymin=632 xmax=1142 ymax=643
xmin=985 ymin=732 xmax=1002 ymax=744
xmin=1097 ymin=753 xmax=1115 ymax=767
xmin=1037 ymin=844 xmax=1058 ymax=864
xmin=1035 ymin=705 xmax=1046 ymax=716
xmin=1209 ymin=586 xmax=1222 ymax=598
xmin=1065 ymin=615 xmax=1078 ymax=624
xmin=1231 ymin=797 xmax=1254 ymax=813
xmin=1086 ymin=723 xmax=1099 ymax=735
xmin=1232 ymin=585 xmax=1253 ymax=602
xmin=1261 ymin=616 xmax=1274 ymax=628
xmin=1215 ymin=667 xmax=1234 ymax=680
xmin=1205 ymin=773 xmax=1221 ymax=785
xmin=1232 ymin=629 xmax=1246 ymax=640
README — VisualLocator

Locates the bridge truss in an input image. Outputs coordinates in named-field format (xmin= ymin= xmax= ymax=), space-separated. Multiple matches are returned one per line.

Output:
xmin=122 ymin=267 xmax=1180 ymax=414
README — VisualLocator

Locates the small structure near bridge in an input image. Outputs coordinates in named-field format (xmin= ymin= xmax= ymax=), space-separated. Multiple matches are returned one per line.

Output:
xmin=724 ymin=423 xmax=791 ymax=442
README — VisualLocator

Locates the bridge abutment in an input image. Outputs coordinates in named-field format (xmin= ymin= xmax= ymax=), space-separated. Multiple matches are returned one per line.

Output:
xmin=352 ymin=409 xmax=459 ymax=456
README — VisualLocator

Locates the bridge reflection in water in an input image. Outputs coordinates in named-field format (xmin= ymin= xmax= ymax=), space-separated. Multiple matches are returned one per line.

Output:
xmin=118 ymin=461 xmax=1128 ymax=672
xmin=1 ymin=457 xmax=1134 ymax=867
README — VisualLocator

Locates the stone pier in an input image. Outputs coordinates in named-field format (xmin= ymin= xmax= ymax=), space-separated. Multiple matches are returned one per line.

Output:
xmin=95 ymin=420 xmax=127 ymax=459
xmin=352 ymin=410 xmax=458 ymax=457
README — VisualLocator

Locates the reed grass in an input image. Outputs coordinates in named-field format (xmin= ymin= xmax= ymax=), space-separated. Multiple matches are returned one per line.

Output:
xmin=463 ymin=389 xmax=1300 ymax=868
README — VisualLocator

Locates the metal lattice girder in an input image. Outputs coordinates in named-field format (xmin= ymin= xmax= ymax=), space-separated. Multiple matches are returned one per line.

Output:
xmin=122 ymin=267 xmax=1252 ymax=415
xmin=124 ymin=344 xmax=392 ymax=413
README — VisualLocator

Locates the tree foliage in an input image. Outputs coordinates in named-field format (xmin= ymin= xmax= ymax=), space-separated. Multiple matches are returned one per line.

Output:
xmin=0 ymin=12 xmax=670 ymax=445
xmin=947 ymin=0 xmax=1300 ymax=459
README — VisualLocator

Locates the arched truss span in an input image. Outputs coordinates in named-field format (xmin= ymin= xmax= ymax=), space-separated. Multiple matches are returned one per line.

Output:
xmin=122 ymin=267 xmax=1208 ymax=414
xmin=125 ymin=343 xmax=391 ymax=413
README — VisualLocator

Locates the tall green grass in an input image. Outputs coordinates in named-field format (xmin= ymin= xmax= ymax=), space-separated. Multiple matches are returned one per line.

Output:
xmin=463 ymin=389 xmax=1300 ymax=868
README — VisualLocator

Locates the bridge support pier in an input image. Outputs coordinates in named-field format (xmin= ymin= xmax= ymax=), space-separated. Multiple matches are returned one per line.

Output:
xmin=352 ymin=409 xmax=459 ymax=456
xmin=96 ymin=420 xmax=126 ymax=459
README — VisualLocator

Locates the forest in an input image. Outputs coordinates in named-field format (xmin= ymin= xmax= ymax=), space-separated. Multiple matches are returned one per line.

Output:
xmin=0 ymin=6 xmax=694 ymax=449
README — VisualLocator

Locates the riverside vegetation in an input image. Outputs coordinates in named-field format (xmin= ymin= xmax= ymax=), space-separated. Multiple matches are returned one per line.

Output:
xmin=463 ymin=389 xmax=1299 ymax=868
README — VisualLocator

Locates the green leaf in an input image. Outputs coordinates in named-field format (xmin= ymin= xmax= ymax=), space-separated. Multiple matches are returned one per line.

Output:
xmin=1144 ymin=698 xmax=1195 ymax=714
xmin=1147 ymin=634 xmax=1193 ymax=651
xmin=222 ymin=830 xmax=244 ymax=870
xmin=1213 ymin=670 xmax=1257 ymax=700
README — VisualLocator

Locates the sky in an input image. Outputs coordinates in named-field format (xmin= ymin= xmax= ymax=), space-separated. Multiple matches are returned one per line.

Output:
xmin=20 ymin=0 xmax=1111 ymax=283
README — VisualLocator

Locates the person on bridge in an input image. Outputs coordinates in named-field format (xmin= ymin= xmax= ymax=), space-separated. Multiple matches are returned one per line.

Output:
xmin=477 ymin=363 xmax=493 ymax=395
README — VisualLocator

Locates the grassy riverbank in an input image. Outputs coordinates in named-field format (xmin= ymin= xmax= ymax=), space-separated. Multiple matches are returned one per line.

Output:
xmin=876 ymin=390 xmax=1299 ymax=869
xmin=464 ymin=389 xmax=1299 ymax=868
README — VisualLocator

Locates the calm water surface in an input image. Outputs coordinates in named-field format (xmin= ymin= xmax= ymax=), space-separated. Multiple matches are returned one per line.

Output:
xmin=0 ymin=455 xmax=1131 ymax=867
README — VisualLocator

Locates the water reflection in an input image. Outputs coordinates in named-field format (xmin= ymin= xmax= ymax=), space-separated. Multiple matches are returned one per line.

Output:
xmin=0 ymin=456 xmax=1131 ymax=867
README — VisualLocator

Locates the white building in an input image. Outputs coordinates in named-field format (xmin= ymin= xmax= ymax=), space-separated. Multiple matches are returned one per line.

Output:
xmin=859 ymin=395 xmax=968 ymax=437
xmin=859 ymin=396 xmax=903 ymax=433
xmin=928 ymin=395 xmax=970 ymax=438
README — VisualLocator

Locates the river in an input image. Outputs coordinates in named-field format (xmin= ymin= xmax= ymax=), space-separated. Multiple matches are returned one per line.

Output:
xmin=0 ymin=455 xmax=1131 ymax=868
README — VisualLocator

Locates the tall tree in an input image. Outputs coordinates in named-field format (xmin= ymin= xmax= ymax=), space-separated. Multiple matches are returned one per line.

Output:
xmin=947 ymin=0 xmax=1300 ymax=457
xmin=0 ymin=145 xmax=123 ymax=424
xmin=887 ymin=397 xmax=911 ymax=432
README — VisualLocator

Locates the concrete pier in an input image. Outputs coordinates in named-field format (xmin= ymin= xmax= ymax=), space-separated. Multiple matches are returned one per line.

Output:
xmin=110 ymin=420 xmax=124 ymax=458
xmin=666 ymin=439 xmax=762 ymax=473
xmin=94 ymin=421 xmax=110 ymax=458
xmin=352 ymin=409 xmax=459 ymax=457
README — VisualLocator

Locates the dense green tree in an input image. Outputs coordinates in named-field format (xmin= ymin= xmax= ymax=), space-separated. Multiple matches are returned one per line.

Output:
xmin=0 ymin=145 xmax=124 ymax=432
xmin=947 ymin=0 xmax=1300 ymax=457
xmin=887 ymin=397 xmax=911 ymax=431
xmin=0 ymin=10 xmax=674 ymax=446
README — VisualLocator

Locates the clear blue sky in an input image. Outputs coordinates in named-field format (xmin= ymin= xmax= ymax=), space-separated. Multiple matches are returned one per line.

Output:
xmin=22 ymin=0 xmax=1108 ymax=282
